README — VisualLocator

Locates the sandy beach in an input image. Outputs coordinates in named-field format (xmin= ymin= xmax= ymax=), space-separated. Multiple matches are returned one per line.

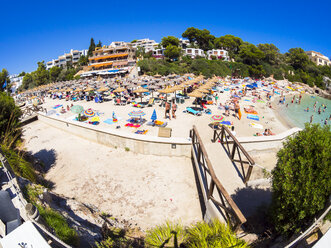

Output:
xmin=22 ymin=120 xmax=202 ymax=230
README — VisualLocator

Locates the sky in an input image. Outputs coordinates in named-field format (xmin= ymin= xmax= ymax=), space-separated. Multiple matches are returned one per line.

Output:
xmin=1 ymin=0 xmax=330 ymax=75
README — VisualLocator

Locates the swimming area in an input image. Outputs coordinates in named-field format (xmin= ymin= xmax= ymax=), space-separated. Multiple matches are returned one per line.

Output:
xmin=278 ymin=94 xmax=331 ymax=128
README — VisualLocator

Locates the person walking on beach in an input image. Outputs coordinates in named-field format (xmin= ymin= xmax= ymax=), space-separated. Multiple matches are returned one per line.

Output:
xmin=310 ymin=115 xmax=314 ymax=124
xmin=172 ymin=100 xmax=177 ymax=119
xmin=165 ymin=101 xmax=171 ymax=120
xmin=215 ymin=93 xmax=219 ymax=105
xmin=234 ymin=101 xmax=241 ymax=120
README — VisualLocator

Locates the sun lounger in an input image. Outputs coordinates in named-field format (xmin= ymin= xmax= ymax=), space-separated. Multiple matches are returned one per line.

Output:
xmin=185 ymin=107 xmax=202 ymax=116
xmin=247 ymin=114 xmax=259 ymax=121
xmin=147 ymin=98 xmax=154 ymax=107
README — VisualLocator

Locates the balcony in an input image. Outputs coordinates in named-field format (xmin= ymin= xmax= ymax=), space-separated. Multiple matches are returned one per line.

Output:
xmin=89 ymin=52 xmax=129 ymax=60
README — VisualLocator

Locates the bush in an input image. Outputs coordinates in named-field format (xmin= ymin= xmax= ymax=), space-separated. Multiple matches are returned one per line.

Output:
xmin=271 ymin=124 xmax=331 ymax=236
xmin=0 ymin=92 xmax=22 ymax=145
xmin=24 ymin=185 xmax=79 ymax=246
xmin=145 ymin=221 xmax=186 ymax=247
xmin=186 ymin=220 xmax=248 ymax=248
xmin=144 ymin=220 xmax=248 ymax=248
xmin=1 ymin=145 xmax=37 ymax=183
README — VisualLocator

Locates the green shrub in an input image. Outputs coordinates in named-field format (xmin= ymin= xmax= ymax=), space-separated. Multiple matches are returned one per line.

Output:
xmin=0 ymin=92 xmax=22 ymax=146
xmin=186 ymin=220 xmax=248 ymax=248
xmin=271 ymin=124 xmax=331 ymax=236
xmin=145 ymin=221 xmax=186 ymax=247
xmin=1 ymin=145 xmax=37 ymax=183
xmin=24 ymin=185 xmax=79 ymax=246
xmin=37 ymin=205 xmax=79 ymax=246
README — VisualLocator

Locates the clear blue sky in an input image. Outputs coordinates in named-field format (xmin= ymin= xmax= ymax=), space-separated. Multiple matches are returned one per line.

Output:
xmin=1 ymin=0 xmax=330 ymax=75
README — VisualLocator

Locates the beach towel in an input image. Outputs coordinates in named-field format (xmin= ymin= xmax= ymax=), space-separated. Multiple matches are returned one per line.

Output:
xmin=244 ymin=109 xmax=258 ymax=115
xmin=247 ymin=114 xmax=259 ymax=121
xmin=257 ymin=100 xmax=265 ymax=103
xmin=103 ymin=118 xmax=114 ymax=124
xmin=249 ymin=122 xmax=263 ymax=129
xmin=53 ymin=104 xmax=62 ymax=109
xmin=219 ymin=121 xmax=232 ymax=126
xmin=238 ymin=109 xmax=242 ymax=120
xmin=244 ymin=99 xmax=251 ymax=102
xmin=135 ymin=130 xmax=148 ymax=135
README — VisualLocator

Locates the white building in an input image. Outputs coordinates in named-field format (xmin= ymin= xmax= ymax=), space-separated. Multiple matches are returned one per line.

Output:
xmin=109 ymin=41 xmax=128 ymax=48
xmin=305 ymin=51 xmax=331 ymax=66
xmin=179 ymin=38 xmax=190 ymax=49
xmin=207 ymin=49 xmax=230 ymax=61
xmin=46 ymin=49 xmax=88 ymax=70
xmin=9 ymin=74 xmax=24 ymax=92
xmin=182 ymin=48 xmax=205 ymax=58
xmin=131 ymin=38 xmax=158 ymax=52
xmin=152 ymin=48 xmax=165 ymax=59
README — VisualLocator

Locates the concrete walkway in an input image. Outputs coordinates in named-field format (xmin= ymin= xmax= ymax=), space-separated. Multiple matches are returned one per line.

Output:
xmin=194 ymin=123 xmax=246 ymax=196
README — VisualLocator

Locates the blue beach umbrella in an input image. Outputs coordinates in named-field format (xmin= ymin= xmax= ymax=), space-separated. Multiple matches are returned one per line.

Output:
xmin=151 ymin=109 xmax=157 ymax=121
xmin=112 ymin=111 xmax=117 ymax=119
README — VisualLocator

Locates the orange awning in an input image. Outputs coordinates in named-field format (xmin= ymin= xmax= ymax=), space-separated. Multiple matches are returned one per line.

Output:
xmin=89 ymin=53 xmax=128 ymax=61
xmin=88 ymin=62 xmax=113 ymax=68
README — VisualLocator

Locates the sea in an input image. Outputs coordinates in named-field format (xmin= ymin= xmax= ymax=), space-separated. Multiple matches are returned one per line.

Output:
xmin=277 ymin=94 xmax=331 ymax=129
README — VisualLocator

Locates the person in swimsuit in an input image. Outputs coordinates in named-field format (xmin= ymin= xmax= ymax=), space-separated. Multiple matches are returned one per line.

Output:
xmin=165 ymin=101 xmax=171 ymax=120
xmin=172 ymin=100 xmax=177 ymax=119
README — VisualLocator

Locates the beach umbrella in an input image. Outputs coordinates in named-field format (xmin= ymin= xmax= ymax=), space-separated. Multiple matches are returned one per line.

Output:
xmin=84 ymin=87 xmax=94 ymax=92
xmin=188 ymin=90 xmax=204 ymax=107
xmin=112 ymin=111 xmax=117 ymax=120
xmin=84 ymin=109 xmax=95 ymax=117
xmin=70 ymin=105 xmax=84 ymax=114
xmin=113 ymin=86 xmax=126 ymax=93
xmin=134 ymin=87 xmax=149 ymax=103
xmin=74 ymin=88 xmax=82 ymax=92
xmin=210 ymin=115 xmax=224 ymax=122
xmin=197 ymin=88 xmax=209 ymax=94
xmin=151 ymin=109 xmax=157 ymax=121
xmin=128 ymin=110 xmax=145 ymax=118
xmin=97 ymin=86 xmax=109 ymax=92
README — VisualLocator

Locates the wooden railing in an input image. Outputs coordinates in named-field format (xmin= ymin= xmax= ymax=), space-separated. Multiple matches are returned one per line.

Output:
xmin=190 ymin=125 xmax=246 ymax=230
xmin=21 ymin=105 xmax=46 ymax=118
xmin=212 ymin=125 xmax=255 ymax=184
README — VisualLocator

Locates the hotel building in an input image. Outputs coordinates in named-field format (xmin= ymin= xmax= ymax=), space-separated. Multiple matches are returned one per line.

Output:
xmin=46 ymin=49 xmax=88 ymax=69
xmin=131 ymin=38 xmax=158 ymax=52
xmin=182 ymin=48 xmax=205 ymax=58
xmin=305 ymin=51 xmax=331 ymax=66
xmin=87 ymin=43 xmax=136 ymax=72
xmin=207 ymin=49 xmax=230 ymax=61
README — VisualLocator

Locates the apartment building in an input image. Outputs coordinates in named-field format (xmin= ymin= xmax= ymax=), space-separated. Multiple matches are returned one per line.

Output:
xmin=305 ymin=51 xmax=331 ymax=66
xmin=9 ymin=74 xmax=23 ymax=92
xmin=131 ymin=38 xmax=158 ymax=52
xmin=182 ymin=48 xmax=205 ymax=58
xmin=207 ymin=49 xmax=230 ymax=61
xmin=152 ymin=48 xmax=165 ymax=59
xmin=46 ymin=49 xmax=88 ymax=69
xmin=88 ymin=43 xmax=136 ymax=72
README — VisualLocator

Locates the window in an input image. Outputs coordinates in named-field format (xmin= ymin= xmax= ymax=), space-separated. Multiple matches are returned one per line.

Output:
xmin=220 ymin=51 xmax=224 ymax=55
xmin=214 ymin=51 xmax=218 ymax=55
xmin=187 ymin=49 xmax=192 ymax=53
xmin=195 ymin=50 xmax=199 ymax=54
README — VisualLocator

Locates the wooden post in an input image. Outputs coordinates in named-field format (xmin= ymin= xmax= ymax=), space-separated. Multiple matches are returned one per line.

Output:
xmin=244 ymin=165 xmax=253 ymax=184
xmin=231 ymin=143 xmax=237 ymax=159
xmin=212 ymin=129 xmax=216 ymax=143
xmin=208 ymin=180 xmax=215 ymax=199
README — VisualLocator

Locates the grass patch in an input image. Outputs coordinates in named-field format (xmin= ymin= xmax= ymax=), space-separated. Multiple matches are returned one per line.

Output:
xmin=24 ymin=184 xmax=79 ymax=246
xmin=1 ymin=145 xmax=37 ymax=183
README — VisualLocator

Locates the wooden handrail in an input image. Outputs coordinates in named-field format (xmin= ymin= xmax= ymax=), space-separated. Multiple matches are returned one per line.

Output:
xmin=191 ymin=125 xmax=246 ymax=226
xmin=213 ymin=126 xmax=255 ymax=183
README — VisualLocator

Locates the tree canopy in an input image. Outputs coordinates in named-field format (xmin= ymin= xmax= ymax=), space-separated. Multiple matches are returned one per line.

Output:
xmin=182 ymin=27 xmax=215 ymax=51
xmin=161 ymin=36 xmax=180 ymax=48
xmin=0 ymin=69 xmax=10 ymax=91
xmin=238 ymin=43 xmax=265 ymax=65
xmin=286 ymin=48 xmax=310 ymax=70
xmin=258 ymin=43 xmax=282 ymax=65
xmin=87 ymin=38 xmax=96 ymax=57
xmin=271 ymin=124 xmax=331 ymax=236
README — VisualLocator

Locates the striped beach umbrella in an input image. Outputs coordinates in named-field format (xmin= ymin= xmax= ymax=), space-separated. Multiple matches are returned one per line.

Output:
xmin=210 ymin=115 xmax=224 ymax=122
xmin=128 ymin=110 xmax=145 ymax=118
xmin=84 ymin=109 xmax=95 ymax=117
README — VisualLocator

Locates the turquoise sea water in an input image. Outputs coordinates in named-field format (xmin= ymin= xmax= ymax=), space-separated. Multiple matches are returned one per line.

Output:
xmin=277 ymin=94 xmax=331 ymax=128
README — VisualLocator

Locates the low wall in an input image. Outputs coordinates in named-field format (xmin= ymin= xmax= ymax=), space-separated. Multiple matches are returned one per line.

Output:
xmin=37 ymin=113 xmax=191 ymax=157
xmin=237 ymin=127 xmax=302 ymax=151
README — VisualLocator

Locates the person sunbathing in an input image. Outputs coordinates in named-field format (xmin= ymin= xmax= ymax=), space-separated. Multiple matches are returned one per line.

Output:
xmin=244 ymin=107 xmax=257 ymax=113
xmin=267 ymin=129 xmax=275 ymax=135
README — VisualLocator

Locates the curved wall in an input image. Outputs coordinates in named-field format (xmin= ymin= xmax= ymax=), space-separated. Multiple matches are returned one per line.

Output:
xmin=38 ymin=113 xmax=191 ymax=157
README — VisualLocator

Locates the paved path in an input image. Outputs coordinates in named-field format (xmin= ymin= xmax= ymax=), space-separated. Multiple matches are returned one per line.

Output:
xmin=194 ymin=122 xmax=246 ymax=195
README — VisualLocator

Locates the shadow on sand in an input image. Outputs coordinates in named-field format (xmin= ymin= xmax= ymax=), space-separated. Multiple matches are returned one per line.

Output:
xmin=33 ymin=148 xmax=57 ymax=172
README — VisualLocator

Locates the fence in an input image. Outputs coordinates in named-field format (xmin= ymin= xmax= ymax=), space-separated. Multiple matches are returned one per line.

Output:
xmin=190 ymin=125 xmax=246 ymax=230
xmin=212 ymin=125 xmax=255 ymax=184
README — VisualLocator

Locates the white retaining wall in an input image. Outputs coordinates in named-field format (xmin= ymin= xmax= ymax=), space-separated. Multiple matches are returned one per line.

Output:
xmin=38 ymin=113 xmax=191 ymax=157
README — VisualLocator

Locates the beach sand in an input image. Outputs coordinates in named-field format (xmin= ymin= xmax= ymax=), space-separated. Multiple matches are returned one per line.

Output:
xmin=22 ymin=121 xmax=202 ymax=230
